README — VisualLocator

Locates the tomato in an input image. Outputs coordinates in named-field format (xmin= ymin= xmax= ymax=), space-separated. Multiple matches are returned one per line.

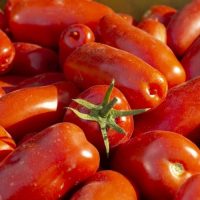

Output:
xmin=134 ymin=76 xmax=200 ymax=144
xmin=0 ymin=122 xmax=99 ymax=200
xmin=17 ymin=72 xmax=65 ymax=89
xmin=137 ymin=18 xmax=167 ymax=43
xmin=0 ymin=29 xmax=15 ymax=74
xmin=0 ymin=75 xmax=27 ymax=88
xmin=0 ymin=9 xmax=6 ymax=31
xmin=69 ymin=170 xmax=138 ymax=200
xmin=174 ymin=174 xmax=200 ymax=200
xmin=10 ymin=42 xmax=59 ymax=76
xmin=64 ymin=82 xmax=134 ymax=155
xmin=181 ymin=36 xmax=200 ymax=80
xmin=59 ymin=24 xmax=95 ymax=68
xmin=0 ymin=81 xmax=79 ymax=140
xmin=118 ymin=13 xmax=134 ymax=25
xmin=167 ymin=0 xmax=200 ymax=56
xmin=64 ymin=42 xmax=168 ymax=109
xmin=0 ymin=125 xmax=15 ymax=162
xmin=98 ymin=13 xmax=185 ymax=88
xmin=5 ymin=0 xmax=113 ymax=48
xmin=142 ymin=5 xmax=177 ymax=26
xmin=111 ymin=130 xmax=200 ymax=200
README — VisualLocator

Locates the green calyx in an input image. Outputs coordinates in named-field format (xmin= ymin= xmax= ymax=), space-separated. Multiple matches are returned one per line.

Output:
xmin=68 ymin=80 xmax=149 ymax=156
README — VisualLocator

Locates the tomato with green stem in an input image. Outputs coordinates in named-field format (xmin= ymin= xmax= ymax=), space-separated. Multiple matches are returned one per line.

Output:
xmin=64 ymin=80 xmax=147 ymax=156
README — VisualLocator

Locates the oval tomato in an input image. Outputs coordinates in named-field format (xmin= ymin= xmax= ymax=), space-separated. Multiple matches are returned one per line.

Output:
xmin=111 ymin=130 xmax=200 ymax=200
xmin=10 ymin=42 xmax=59 ymax=76
xmin=5 ymin=0 xmax=113 ymax=48
xmin=98 ymin=13 xmax=185 ymax=88
xmin=0 ymin=122 xmax=100 ymax=200
xmin=64 ymin=42 xmax=168 ymax=109
xmin=70 ymin=170 xmax=138 ymax=200
xmin=0 ymin=81 xmax=79 ymax=140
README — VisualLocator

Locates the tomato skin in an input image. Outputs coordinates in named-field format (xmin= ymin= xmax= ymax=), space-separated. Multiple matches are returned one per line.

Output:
xmin=134 ymin=77 xmax=200 ymax=143
xmin=17 ymin=72 xmax=65 ymax=89
xmin=64 ymin=42 xmax=168 ymax=109
xmin=142 ymin=5 xmax=177 ymax=26
xmin=137 ymin=18 xmax=167 ymax=43
xmin=5 ymin=0 xmax=113 ymax=48
xmin=167 ymin=0 xmax=200 ymax=56
xmin=0 ymin=9 xmax=6 ymax=31
xmin=0 ymin=126 xmax=16 ymax=162
xmin=181 ymin=36 xmax=200 ymax=80
xmin=111 ymin=130 xmax=200 ymax=200
xmin=0 ymin=29 xmax=15 ymax=74
xmin=70 ymin=170 xmax=138 ymax=200
xmin=118 ymin=13 xmax=134 ymax=25
xmin=98 ymin=13 xmax=185 ymax=88
xmin=10 ymin=42 xmax=59 ymax=76
xmin=0 ymin=81 xmax=79 ymax=140
xmin=0 ymin=122 xmax=100 ymax=200
xmin=64 ymin=85 xmax=134 ymax=154
xmin=59 ymin=24 xmax=95 ymax=68
xmin=174 ymin=174 xmax=200 ymax=200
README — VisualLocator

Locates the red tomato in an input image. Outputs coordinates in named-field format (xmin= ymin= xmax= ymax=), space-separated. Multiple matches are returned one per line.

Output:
xmin=174 ymin=174 xmax=200 ymax=200
xmin=98 ymin=13 xmax=185 ymax=88
xmin=10 ymin=42 xmax=59 ymax=76
xmin=17 ymin=72 xmax=65 ymax=89
xmin=0 ymin=9 xmax=6 ymax=31
xmin=64 ymin=42 xmax=168 ymax=109
xmin=0 ymin=122 xmax=100 ymax=200
xmin=70 ymin=170 xmax=138 ymax=200
xmin=118 ymin=13 xmax=135 ymax=25
xmin=134 ymin=76 xmax=200 ymax=144
xmin=137 ymin=18 xmax=167 ymax=43
xmin=142 ymin=5 xmax=177 ymax=26
xmin=0 ymin=29 xmax=15 ymax=74
xmin=64 ymin=83 xmax=134 ymax=155
xmin=0 ymin=125 xmax=15 ymax=162
xmin=0 ymin=75 xmax=27 ymax=87
xmin=181 ymin=36 xmax=200 ymax=80
xmin=111 ymin=130 xmax=200 ymax=200
xmin=59 ymin=24 xmax=95 ymax=68
xmin=0 ymin=81 xmax=79 ymax=140
xmin=5 ymin=0 xmax=113 ymax=48
xmin=167 ymin=0 xmax=200 ymax=56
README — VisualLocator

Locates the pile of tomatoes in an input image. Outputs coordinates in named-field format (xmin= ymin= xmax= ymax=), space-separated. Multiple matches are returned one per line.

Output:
xmin=1 ymin=0 xmax=200 ymax=199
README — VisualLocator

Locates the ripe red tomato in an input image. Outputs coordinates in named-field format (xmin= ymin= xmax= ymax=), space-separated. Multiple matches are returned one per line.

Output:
xmin=64 ymin=83 xmax=134 ymax=155
xmin=98 ymin=13 xmax=185 ymax=88
xmin=134 ymin=76 xmax=200 ymax=144
xmin=70 ymin=170 xmax=138 ymax=200
xmin=137 ymin=18 xmax=167 ymax=43
xmin=142 ymin=5 xmax=177 ymax=26
xmin=181 ymin=35 xmax=200 ymax=80
xmin=11 ymin=42 xmax=59 ymax=76
xmin=111 ymin=130 xmax=200 ymax=200
xmin=59 ymin=24 xmax=95 ymax=67
xmin=167 ymin=0 xmax=200 ymax=56
xmin=174 ymin=174 xmax=200 ymax=200
xmin=0 ymin=125 xmax=15 ymax=162
xmin=5 ymin=0 xmax=113 ymax=48
xmin=0 ymin=29 xmax=15 ymax=74
xmin=0 ymin=122 xmax=100 ymax=200
xmin=64 ymin=42 xmax=168 ymax=109
xmin=0 ymin=81 xmax=79 ymax=140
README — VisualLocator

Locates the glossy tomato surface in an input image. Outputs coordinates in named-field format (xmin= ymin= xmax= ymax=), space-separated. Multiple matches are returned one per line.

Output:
xmin=111 ymin=130 xmax=200 ymax=200
xmin=0 ymin=122 xmax=100 ymax=200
